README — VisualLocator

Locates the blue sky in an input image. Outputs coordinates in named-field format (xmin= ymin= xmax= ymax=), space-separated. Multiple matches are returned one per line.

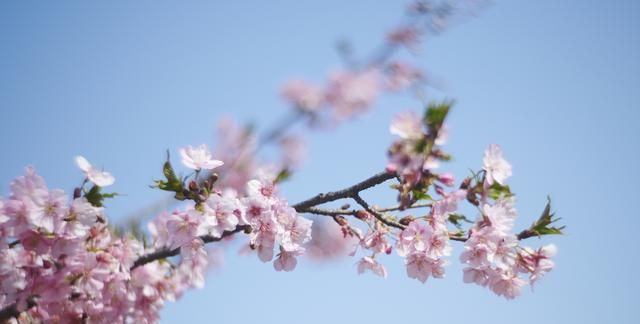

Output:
xmin=1 ymin=1 xmax=639 ymax=323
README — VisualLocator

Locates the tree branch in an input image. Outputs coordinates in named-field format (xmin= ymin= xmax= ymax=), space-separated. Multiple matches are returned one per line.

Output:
xmin=292 ymin=171 xmax=396 ymax=211
xmin=351 ymin=194 xmax=406 ymax=230
xmin=131 ymin=225 xmax=250 ymax=270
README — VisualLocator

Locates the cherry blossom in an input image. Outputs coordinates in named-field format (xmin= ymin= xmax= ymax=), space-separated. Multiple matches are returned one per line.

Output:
xmin=357 ymin=256 xmax=388 ymax=278
xmin=0 ymin=2 xmax=564 ymax=320
xmin=325 ymin=69 xmax=380 ymax=120
xmin=405 ymin=252 xmax=446 ymax=283
xmin=483 ymin=144 xmax=512 ymax=186
xmin=281 ymin=79 xmax=324 ymax=112
xmin=390 ymin=111 xmax=424 ymax=139
xmin=179 ymin=144 xmax=224 ymax=171
xmin=75 ymin=156 xmax=115 ymax=187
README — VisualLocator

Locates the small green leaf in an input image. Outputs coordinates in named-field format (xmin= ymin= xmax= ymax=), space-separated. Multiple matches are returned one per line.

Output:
xmin=447 ymin=213 xmax=473 ymax=229
xmin=84 ymin=185 xmax=119 ymax=207
xmin=529 ymin=197 xmax=565 ymax=237
xmin=424 ymin=101 xmax=452 ymax=130
xmin=412 ymin=190 xmax=432 ymax=201
xmin=152 ymin=150 xmax=184 ymax=195
xmin=274 ymin=168 xmax=292 ymax=184
xmin=488 ymin=182 xmax=513 ymax=200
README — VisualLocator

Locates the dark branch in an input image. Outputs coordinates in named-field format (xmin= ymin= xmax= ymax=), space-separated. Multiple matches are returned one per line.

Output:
xmin=292 ymin=171 xmax=396 ymax=211
xmin=131 ymin=225 xmax=250 ymax=270
xmin=351 ymin=194 xmax=405 ymax=230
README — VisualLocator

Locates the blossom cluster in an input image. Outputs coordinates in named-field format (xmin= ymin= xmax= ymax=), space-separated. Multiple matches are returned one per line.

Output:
xmin=0 ymin=150 xmax=313 ymax=323
xmin=460 ymin=146 xmax=555 ymax=299
xmin=386 ymin=107 xmax=451 ymax=207
xmin=347 ymin=109 xmax=560 ymax=300
xmin=281 ymin=64 xmax=426 ymax=124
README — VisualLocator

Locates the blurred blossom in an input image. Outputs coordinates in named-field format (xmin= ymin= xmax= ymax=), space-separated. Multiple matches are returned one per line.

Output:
xmin=279 ymin=135 xmax=306 ymax=168
xmin=306 ymin=220 xmax=359 ymax=262
xmin=281 ymin=79 xmax=324 ymax=113
xmin=325 ymin=69 xmax=381 ymax=120
xmin=384 ymin=61 xmax=425 ymax=91
xmin=387 ymin=26 xmax=422 ymax=51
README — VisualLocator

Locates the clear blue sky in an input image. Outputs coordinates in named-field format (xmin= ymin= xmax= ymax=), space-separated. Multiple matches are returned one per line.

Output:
xmin=1 ymin=1 xmax=638 ymax=323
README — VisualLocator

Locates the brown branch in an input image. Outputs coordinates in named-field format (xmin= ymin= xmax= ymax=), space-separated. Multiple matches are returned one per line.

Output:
xmin=292 ymin=171 xmax=396 ymax=211
xmin=301 ymin=207 xmax=360 ymax=216
xmin=131 ymin=225 xmax=250 ymax=271
xmin=351 ymin=194 xmax=405 ymax=230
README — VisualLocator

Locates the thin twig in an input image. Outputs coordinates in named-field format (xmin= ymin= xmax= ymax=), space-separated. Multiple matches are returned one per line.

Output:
xmin=131 ymin=225 xmax=250 ymax=270
xmin=351 ymin=194 xmax=405 ymax=230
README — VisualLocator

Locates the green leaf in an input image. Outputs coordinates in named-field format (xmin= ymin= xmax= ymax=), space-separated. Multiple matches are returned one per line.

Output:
xmin=84 ymin=185 xmax=119 ymax=207
xmin=424 ymin=101 xmax=452 ymax=130
xmin=412 ymin=190 xmax=433 ymax=201
xmin=447 ymin=213 xmax=472 ymax=229
xmin=274 ymin=168 xmax=292 ymax=184
xmin=152 ymin=150 xmax=184 ymax=196
xmin=529 ymin=197 xmax=565 ymax=237
xmin=488 ymin=182 xmax=513 ymax=200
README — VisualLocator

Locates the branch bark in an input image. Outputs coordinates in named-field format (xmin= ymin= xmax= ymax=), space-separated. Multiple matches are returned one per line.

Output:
xmin=292 ymin=171 xmax=396 ymax=211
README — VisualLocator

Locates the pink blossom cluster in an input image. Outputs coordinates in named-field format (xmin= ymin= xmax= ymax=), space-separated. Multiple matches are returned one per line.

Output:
xmin=349 ymin=114 xmax=559 ymax=299
xmin=280 ymin=69 xmax=381 ymax=122
xmin=386 ymin=111 xmax=449 ymax=193
xmin=242 ymin=178 xmax=313 ymax=271
xmin=280 ymin=64 xmax=426 ymax=123
xmin=0 ymin=166 xmax=155 ymax=322
xmin=353 ymin=189 xmax=466 ymax=282
xmin=461 ymin=195 xmax=557 ymax=299
xmin=459 ymin=149 xmax=556 ymax=299
xmin=209 ymin=118 xmax=306 ymax=192
xmin=0 ymin=152 xmax=313 ymax=322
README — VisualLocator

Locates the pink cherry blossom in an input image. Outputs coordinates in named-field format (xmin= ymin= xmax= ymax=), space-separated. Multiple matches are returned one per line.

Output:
xmin=482 ymin=196 xmax=517 ymax=235
xmin=387 ymin=26 xmax=421 ymax=50
xmin=179 ymin=144 xmax=224 ymax=171
xmin=281 ymin=79 xmax=324 ymax=112
xmin=273 ymin=249 xmax=299 ymax=272
xmin=202 ymin=191 xmax=244 ymax=238
xmin=165 ymin=209 xmax=205 ymax=249
xmin=385 ymin=61 xmax=424 ymax=91
xmin=463 ymin=267 xmax=491 ymax=287
xmin=279 ymin=135 xmax=306 ymax=168
xmin=390 ymin=111 xmax=424 ymax=139
xmin=489 ymin=269 xmax=527 ymax=300
xmin=483 ymin=144 xmax=512 ymax=186
xmin=75 ymin=156 xmax=115 ymax=187
xmin=357 ymin=256 xmax=388 ymax=278
xmin=396 ymin=220 xmax=431 ymax=257
xmin=325 ymin=69 xmax=380 ymax=120
xmin=405 ymin=252 xmax=446 ymax=283
xmin=518 ymin=244 xmax=557 ymax=286
xmin=361 ymin=226 xmax=392 ymax=255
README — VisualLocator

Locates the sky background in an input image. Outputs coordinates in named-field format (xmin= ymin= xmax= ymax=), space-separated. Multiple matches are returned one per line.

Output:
xmin=1 ymin=0 xmax=639 ymax=323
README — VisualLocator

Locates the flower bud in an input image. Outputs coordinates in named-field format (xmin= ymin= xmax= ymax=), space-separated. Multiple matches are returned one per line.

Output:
xmin=189 ymin=180 xmax=198 ymax=192
xmin=466 ymin=190 xmax=479 ymax=206
xmin=333 ymin=215 xmax=348 ymax=226
xmin=73 ymin=187 xmax=82 ymax=199
xmin=209 ymin=173 xmax=219 ymax=184
xmin=399 ymin=215 xmax=415 ymax=226
xmin=460 ymin=177 xmax=472 ymax=190
xmin=355 ymin=210 xmax=370 ymax=221
xmin=437 ymin=173 xmax=455 ymax=187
